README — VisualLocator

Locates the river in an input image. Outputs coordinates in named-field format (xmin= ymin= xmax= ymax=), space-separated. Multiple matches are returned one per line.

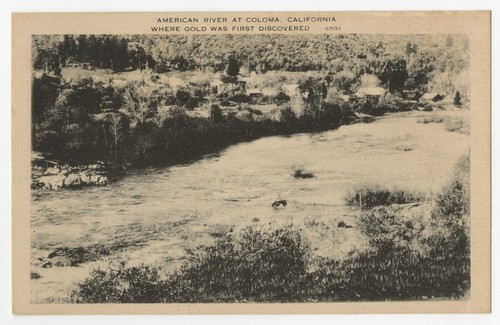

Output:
xmin=30 ymin=110 xmax=470 ymax=303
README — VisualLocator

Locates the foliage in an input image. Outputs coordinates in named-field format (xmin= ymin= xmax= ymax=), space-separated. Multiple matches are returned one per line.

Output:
xmin=34 ymin=34 xmax=469 ymax=98
xmin=312 ymin=245 xmax=469 ymax=301
xmin=429 ymin=154 xmax=470 ymax=252
xmin=345 ymin=186 xmax=427 ymax=209
xmin=70 ymin=260 xmax=168 ymax=303
xmin=72 ymin=226 xmax=311 ymax=303
xmin=225 ymin=53 xmax=241 ymax=77
xmin=31 ymin=33 xmax=469 ymax=167
xmin=164 ymin=226 xmax=311 ymax=302
xmin=454 ymin=91 xmax=462 ymax=107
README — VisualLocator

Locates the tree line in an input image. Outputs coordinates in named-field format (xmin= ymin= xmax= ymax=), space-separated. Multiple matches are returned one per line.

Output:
xmin=33 ymin=34 xmax=469 ymax=96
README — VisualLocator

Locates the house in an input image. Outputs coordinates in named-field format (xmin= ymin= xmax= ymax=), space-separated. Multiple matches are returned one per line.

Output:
xmin=420 ymin=92 xmax=445 ymax=102
xmin=247 ymin=88 xmax=263 ymax=98
xmin=355 ymin=87 xmax=386 ymax=105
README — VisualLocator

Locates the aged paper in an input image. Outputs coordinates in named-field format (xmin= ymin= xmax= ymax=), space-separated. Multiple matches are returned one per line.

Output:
xmin=12 ymin=11 xmax=490 ymax=314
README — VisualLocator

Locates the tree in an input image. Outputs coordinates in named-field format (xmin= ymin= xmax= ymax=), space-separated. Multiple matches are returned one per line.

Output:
xmin=224 ymin=53 xmax=241 ymax=82
xmin=377 ymin=58 xmax=408 ymax=94
xmin=331 ymin=70 xmax=357 ymax=93
xmin=107 ymin=113 xmax=124 ymax=162
xmin=298 ymin=77 xmax=328 ymax=125
xmin=119 ymin=83 xmax=159 ymax=127
xmin=209 ymin=104 xmax=223 ymax=125
xmin=454 ymin=91 xmax=462 ymax=108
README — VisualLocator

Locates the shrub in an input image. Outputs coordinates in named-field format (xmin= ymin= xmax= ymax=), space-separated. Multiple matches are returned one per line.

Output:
xmin=356 ymin=207 xmax=425 ymax=253
xmin=312 ymin=245 xmax=469 ymax=301
xmin=279 ymin=106 xmax=298 ymax=125
xmin=357 ymin=101 xmax=387 ymax=116
xmin=429 ymin=154 xmax=470 ymax=256
xmin=345 ymin=186 xmax=427 ymax=210
xmin=70 ymin=260 xmax=168 ymax=303
xmin=164 ymin=225 xmax=311 ymax=302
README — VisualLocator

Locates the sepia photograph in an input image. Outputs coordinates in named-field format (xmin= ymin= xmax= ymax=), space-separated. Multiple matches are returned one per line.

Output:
xmin=10 ymin=11 xmax=491 ymax=315
xmin=29 ymin=32 xmax=472 ymax=304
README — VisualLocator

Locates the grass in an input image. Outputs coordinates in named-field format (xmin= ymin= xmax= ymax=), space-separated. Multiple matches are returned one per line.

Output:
xmin=417 ymin=114 xmax=470 ymax=135
xmin=345 ymin=186 xmax=427 ymax=210
xmin=71 ymin=155 xmax=470 ymax=303
xmin=417 ymin=116 xmax=444 ymax=124
xmin=70 ymin=260 xmax=167 ymax=303
xmin=356 ymin=206 xmax=426 ymax=252
xmin=311 ymin=245 xmax=469 ymax=301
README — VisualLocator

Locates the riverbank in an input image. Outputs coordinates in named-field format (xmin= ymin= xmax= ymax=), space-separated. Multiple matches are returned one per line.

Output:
xmin=31 ymin=155 xmax=129 ymax=190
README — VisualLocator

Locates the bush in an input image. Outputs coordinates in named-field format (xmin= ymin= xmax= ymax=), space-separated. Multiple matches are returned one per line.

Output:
xmin=70 ymin=260 xmax=168 ymax=303
xmin=312 ymin=245 xmax=469 ymax=301
xmin=356 ymin=206 xmax=425 ymax=253
xmin=279 ymin=106 xmax=298 ymax=125
xmin=71 ymin=226 xmax=311 ymax=303
xmin=429 ymin=154 xmax=470 ymax=256
xmin=164 ymin=225 xmax=311 ymax=302
xmin=345 ymin=186 xmax=427 ymax=210
xmin=357 ymin=101 xmax=387 ymax=116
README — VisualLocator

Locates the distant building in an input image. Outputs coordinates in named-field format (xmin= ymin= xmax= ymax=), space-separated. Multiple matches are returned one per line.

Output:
xmin=355 ymin=87 xmax=386 ymax=105
xmin=247 ymin=88 xmax=264 ymax=98
xmin=421 ymin=92 xmax=445 ymax=102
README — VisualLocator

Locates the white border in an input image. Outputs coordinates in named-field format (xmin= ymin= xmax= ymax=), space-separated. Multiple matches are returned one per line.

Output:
xmin=1 ymin=0 xmax=497 ymax=324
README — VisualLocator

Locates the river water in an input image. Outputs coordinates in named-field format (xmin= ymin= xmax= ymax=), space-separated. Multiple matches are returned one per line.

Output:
xmin=30 ymin=111 xmax=469 ymax=302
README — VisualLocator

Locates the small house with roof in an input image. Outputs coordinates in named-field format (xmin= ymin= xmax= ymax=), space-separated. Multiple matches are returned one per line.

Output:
xmin=420 ymin=92 xmax=445 ymax=103
xmin=355 ymin=87 xmax=386 ymax=105
xmin=247 ymin=88 xmax=264 ymax=98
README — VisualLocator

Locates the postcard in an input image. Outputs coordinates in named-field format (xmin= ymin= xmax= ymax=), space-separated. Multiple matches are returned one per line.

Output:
xmin=11 ymin=11 xmax=491 ymax=314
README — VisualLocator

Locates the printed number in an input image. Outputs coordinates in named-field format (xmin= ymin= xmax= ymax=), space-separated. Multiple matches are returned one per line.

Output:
xmin=325 ymin=26 xmax=341 ymax=31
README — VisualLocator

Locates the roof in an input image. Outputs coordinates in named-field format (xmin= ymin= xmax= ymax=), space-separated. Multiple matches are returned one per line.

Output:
xmin=247 ymin=88 xmax=263 ymax=95
xmin=355 ymin=87 xmax=385 ymax=97
xmin=421 ymin=92 xmax=442 ymax=100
